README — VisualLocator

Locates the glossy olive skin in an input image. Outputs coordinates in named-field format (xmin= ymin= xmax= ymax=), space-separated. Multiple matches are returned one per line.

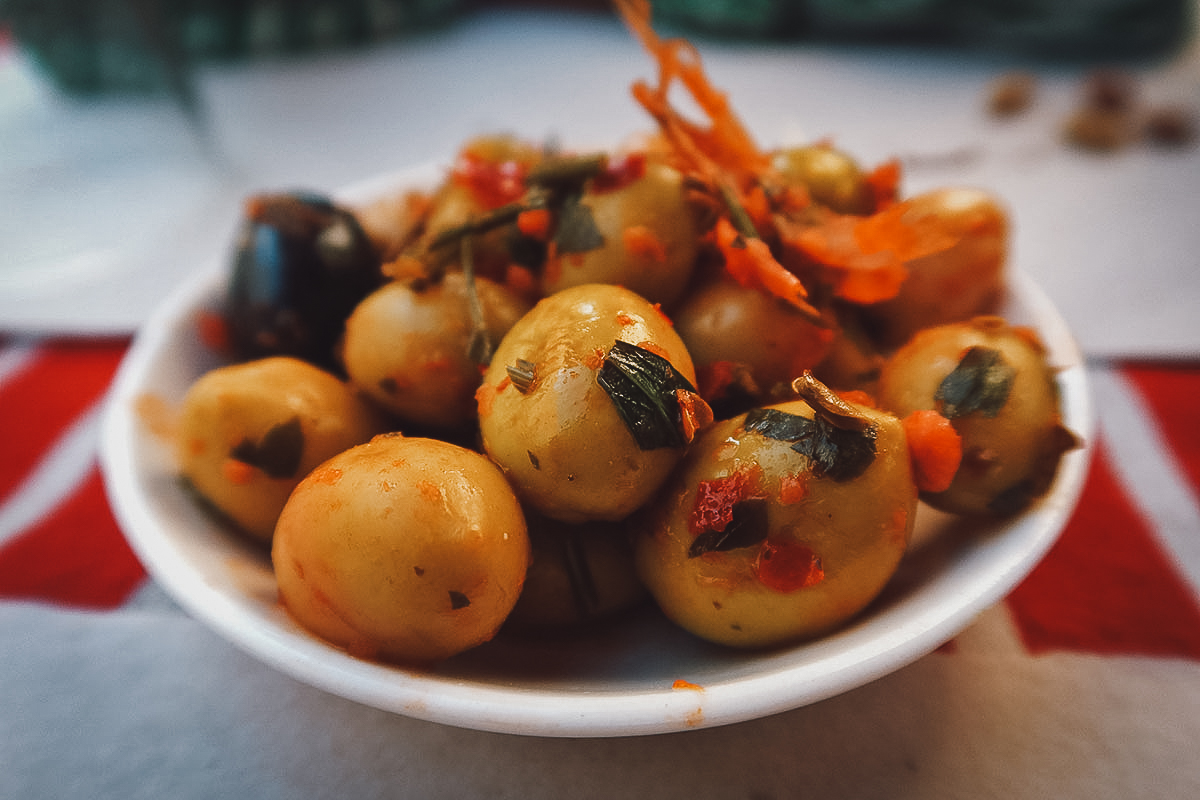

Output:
xmin=341 ymin=272 xmax=532 ymax=430
xmin=225 ymin=192 xmax=382 ymax=371
xmin=541 ymin=162 xmax=701 ymax=306
xmin=877 ymin=316 xmax=1075 ymax=516
xmin=772 ymin=144 xmax=875 ymax=215
xmin=504 ymin=511 xmax=646 ymax=633
xmin=273 ymin=434 xmax=531 ymax=666
xmin=866 ymin=188 xmax=1008 ymax=349
xmin=673 ymin=277 xmax=835 ymax=410
xmin=477 ymin=283 xmax=699 ymax=523
xmin=635 ymin=398 xmax=916 ymax=648
xmin=176 ymin=356 xmax=386 ymax=541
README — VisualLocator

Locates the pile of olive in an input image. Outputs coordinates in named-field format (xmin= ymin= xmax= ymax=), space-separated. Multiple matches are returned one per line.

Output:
xmin=173 ymin=135 xmax=1077 ymax=666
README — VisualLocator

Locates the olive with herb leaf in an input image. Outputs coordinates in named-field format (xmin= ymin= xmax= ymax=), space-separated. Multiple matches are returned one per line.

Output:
xmin=541 ymin=160 xmax=702 ymax=306
xmin=176 ymin=356 xmax=387 ymax=542
xmin=877 ymin=316 xmax=1079 ymax=516
xmin=634 ymin=373 xmax=916 ymax=648
xmin=673 ymin=276 xmax=836 ymax=413
xmin=865 ymin=188 xmax=1009 ymax=349
xmin=477 ymin=283 xmax=709 ymax=524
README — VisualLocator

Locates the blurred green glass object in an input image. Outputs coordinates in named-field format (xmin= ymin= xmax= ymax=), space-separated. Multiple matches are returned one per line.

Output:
xmin=0 ymin=0 xmax=463 ymax=95
xmin=651 ymin=0 xmax=1194 ymax=58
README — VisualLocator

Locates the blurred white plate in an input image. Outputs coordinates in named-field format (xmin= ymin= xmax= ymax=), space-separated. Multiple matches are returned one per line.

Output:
xmin=100 ymin=164 xmax=1094 ymax=737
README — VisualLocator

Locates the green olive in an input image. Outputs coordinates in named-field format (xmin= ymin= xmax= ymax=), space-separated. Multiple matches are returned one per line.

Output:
xmin=272 ymin=434 xmax=530 ymax=666
xmin=867 ymin=188 xmax=1008 ymax=349
xmin=772 ymin=144 xmax=875 ymax=215
xmin=478 ymin=283 xmax=699 ymax=523
xmin=504 ymin=511 xmax=646 ymax=632
xmin=342 ymin=272 xmax=531 ymax=430
xmin=635 ymin=394 xmax=915 ymax=648
xmin=541 ymin=162 xmax=701 ymax=306
xmin=673 ymin=277 xmax=835 ymax=410
xmin=176 ymin=356 xmax=386 ymax=541
xmin=877 ymin=316 xmax=1077 ymax=516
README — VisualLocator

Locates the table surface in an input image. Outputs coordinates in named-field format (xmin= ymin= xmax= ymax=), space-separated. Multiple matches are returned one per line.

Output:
xmin=3 ymin=6 xmax=1200 ymax=798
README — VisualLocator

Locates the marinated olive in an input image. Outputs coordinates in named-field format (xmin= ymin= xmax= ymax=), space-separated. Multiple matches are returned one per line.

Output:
xmin=504 ymin=511 xmax=646 ymax=633
xmin=635 ymin=389 xmax=916 ymax=648
xmin=542 ymin=162 xmax=701 ymax=306
xmin=342 ymin=272 xmax=532 ymax=430
xmin=418 ymin=135 xmax=545 ymax=276
xmin=225 ymin=192 xmax=383 ymax=371
xmin=272 ymin=434 xmax=530 ymax=666
xmin=877 ymin=316 xmax=1078 ymax=516
xmin=176 ymin=356 xmax=387 ymax=541
xmin=866 ymin=188 xmax=1008 ymax=349
xmin=477 ymin=283 xmax=704 ymax=523
xmin=673 ymin=276 xmax=835 ymax=412
xmin=772 ymin=144 xmax=876 ymax=215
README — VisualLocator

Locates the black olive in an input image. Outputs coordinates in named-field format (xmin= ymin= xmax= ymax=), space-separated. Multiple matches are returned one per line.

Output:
xmin=224 ymin=192 xmax=382 ymax=372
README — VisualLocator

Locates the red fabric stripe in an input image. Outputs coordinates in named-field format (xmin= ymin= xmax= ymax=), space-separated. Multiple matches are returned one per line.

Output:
xmin=1120 ymin=362 xmax=1200 ymax=500
xmin=0 ymin=338 xmax=129 ymax=503
xmin=1006 ymin=438 xmax=1200 ymax=660
xmin=0 ymin=466 xmax=147 ymax=608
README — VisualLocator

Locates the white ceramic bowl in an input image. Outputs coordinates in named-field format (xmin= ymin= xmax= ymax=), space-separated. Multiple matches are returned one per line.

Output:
xmin=100 ymin=165 xmax=1094 ymax=737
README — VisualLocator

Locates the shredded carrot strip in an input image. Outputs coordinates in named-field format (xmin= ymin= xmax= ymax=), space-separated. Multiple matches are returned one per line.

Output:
xmin=779 ymin=195 xmax=964 ymax=304
xmin=865 ymin=158 xmax=902 ymax=211
xmin=902 ymin=409 xmax=963 ymax=493
xmin=713 ymin=218 xmax=821 ymax=319
xmin=616 ymin=0 xmax=769 ymax=185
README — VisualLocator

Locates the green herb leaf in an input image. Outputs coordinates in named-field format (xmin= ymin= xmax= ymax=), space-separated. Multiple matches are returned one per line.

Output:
xmin=597 ymin=340 xmax=697 ymax=450
xmin=744 ymin=407 xmax=810 ymax=441
xmin=936 ymin=346 xmax=1014 ymax=419
xmin=507 ymin=359 xmax=537 ymax=394
xmin=554 ymin=193 xmax=606 ymax=254
xmin=230 ymin=417 xmax=304 ymax=479
xmin=792 ymin=416 xmax=878 ymax=482
xmin=744 ymin=406 xmax=877 ymax=482
xmin=688 ymin=498 xmax=770 ymax=558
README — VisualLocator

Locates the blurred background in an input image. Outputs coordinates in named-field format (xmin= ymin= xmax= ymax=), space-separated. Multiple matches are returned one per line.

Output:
xmin=1 ymin=0 xmax=1197 ymax=352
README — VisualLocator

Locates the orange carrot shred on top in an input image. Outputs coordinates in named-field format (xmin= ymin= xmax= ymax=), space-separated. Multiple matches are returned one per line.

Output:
xmin=776 ymin=213 xmax=904 ymax=305
xmin=865 ymin=158 xmax=902 ymax=211
xmin=622 ymin=225 xmax=668 ymax=263
xmin=517 ymin=208 xmax=553 ymax=240
xmin=222 ymin=459 xmax=256 ymax=486
xmin=902 ymin=409 xmax=963 ymax=494
xmin=616 ymin=0 xmax=769 ymax=184
xmin=712 ymin=218 xmax=821 ymax=320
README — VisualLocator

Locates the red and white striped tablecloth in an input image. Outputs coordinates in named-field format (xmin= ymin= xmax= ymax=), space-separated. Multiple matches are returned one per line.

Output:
xmin=3 ymin=334 xmax=1199 ymax=798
